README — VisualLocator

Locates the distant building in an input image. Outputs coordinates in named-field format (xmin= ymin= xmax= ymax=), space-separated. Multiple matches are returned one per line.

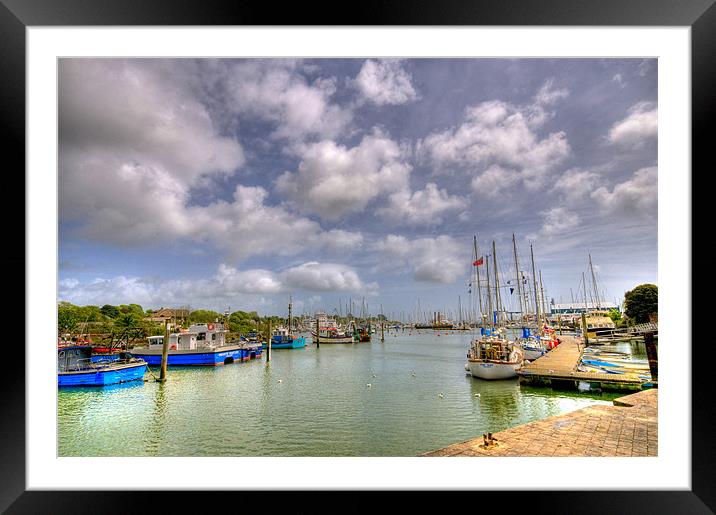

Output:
xmin=549 ymin=302 xmax=620 ymax=315
xmin=144 ymin=307 xmax=190 ymax=327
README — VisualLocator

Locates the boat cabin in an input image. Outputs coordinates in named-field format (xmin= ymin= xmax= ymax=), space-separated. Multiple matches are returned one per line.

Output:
xmin=147 ymin=323 xmax=228 ymax=350
xmin=57 ymin=345 xmax=93 ymax=372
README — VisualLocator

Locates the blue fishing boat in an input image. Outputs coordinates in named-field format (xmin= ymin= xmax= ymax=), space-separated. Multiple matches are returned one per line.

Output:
xmin=130 ymin=323 xmax=262 ymax=366
xmin=58 ymin=345 xmax=147 ymax=387
xmin=263 ymin=327 xmax=306 ymax=349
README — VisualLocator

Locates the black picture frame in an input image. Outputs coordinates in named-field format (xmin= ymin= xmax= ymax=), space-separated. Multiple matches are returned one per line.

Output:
xmin=3 ymin=0 xmax=712 ymax=512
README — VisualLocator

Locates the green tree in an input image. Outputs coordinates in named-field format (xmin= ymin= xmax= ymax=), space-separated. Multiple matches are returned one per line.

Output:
xmin=58 ymin=303 xmax=79 ymax=333
xmin=623 ymin=284 xmax=658 ymax=324
xmin=607 ymin=308 xmax=622 ymax=324
xmin=114 ymin=313 xmax=141 ymax=330
xmin=100 ymin=304 xmax=121 ymax=318
xmin=189 ymin=310 xmax=221 ymax=324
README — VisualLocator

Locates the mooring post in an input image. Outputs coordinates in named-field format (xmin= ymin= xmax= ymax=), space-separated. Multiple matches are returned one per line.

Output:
xmin=266 ymin=320 xmax=272 ymax=363
xmin=315 ymin=317 xmax=320 ymax=348
xmin=581 ymin=313 xmax=589 ymax=347
xmin=381 ymin=322 xmax=385 ymax=342
xmin=644 ymin=332 xmax=658 ymax=383
xmin=558 ymin=314 xmax=562 ymax=335
xmin=159 ymin=319 xmax=170 ymax=382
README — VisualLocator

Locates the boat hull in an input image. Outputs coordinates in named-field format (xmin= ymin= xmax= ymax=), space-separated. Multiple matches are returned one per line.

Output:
xmin=58 ymin=361 xmax=147 ymax=387
xmin=263 ymin=336 xmax=307 ymax=349
xmin=467 ymin=360 xmax=520 ymax=380
xmin=130 ymin=345 xmax=262 ymax=366
xmin=313 ymin=335 xmax=355 ymax=344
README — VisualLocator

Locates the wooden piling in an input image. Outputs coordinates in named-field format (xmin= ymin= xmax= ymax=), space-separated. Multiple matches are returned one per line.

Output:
xmin=315 ymin=317 xmax=320 ymax=348
xmin=381 ymin=322 xmax=385 ymax=342
xmin=644 ymin=332 xmax=658 ymax=382
xmin=266 ymin=320 xmax=272 ymax=362
xmin=581 ymin=313 xmax=589 ymax=346
xmin=158 ymin=320 xmax=170 ymax=382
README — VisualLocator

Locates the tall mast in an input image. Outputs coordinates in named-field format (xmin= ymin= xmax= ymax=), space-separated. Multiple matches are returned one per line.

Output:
xmin=492 ymin=240 xmax=502 ymax=324
xmin=589 ymin=254 xmax=601 ymax=309
xmin=473 ymin=236 xmax=484 ymax=324
xmin=512 ymin=233 xmax=524 ymax=323
xmin=582 ymin=272 xmax=589 ymax=311
xmin=485 ymin=254 xmax=494 ymax=326
xmin=539 ymin=270 xmax=547 ymax=326
xmin=288 ymin=294 xmax=292 ymax=332
xmin=530 ymin=244 xmax=540 ymax=329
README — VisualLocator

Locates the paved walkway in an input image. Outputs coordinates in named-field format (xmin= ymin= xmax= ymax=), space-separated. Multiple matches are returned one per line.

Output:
xmin=423 ymin=389 xmax=657 ymax=457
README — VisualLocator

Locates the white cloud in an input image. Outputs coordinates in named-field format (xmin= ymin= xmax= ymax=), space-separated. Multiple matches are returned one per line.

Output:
xmin=612 ymin=74 xmax=625 ymax=88
xmin=417 ymin=81 xmax=570 ymax=190
xmin=373 ymin=235 xmax=465 ymax=283
xmin=59 ymin=60 xmax=362 ymax=260
xmin=59 ymin=262 xmax=375 ymax=307
xmin=552 ymin=168 xmax=600 ymax=205
xmin=354 ymin=59 xmax=419 ymax=106
xmin=533 ymin=78 xmax=569 ymax=107
xmin=217 ymin=59 xmax=352 ymax=141
xmin=540 ymin=207 xmax=581 ymax=237
xmin=591 ymin=166 xmax=657 ymax=216
xmin=607 ymin=101 xmax=657 ymax=147
xmin=275 ymin=130 xmax=412 ymax=221
xmin=378 ymin=183 xmax=466 ymax=225
xmin=471 ymin=165 xmax=520 ymax=197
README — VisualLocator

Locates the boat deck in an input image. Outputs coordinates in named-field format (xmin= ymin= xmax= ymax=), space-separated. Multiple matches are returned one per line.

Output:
xmin=517 ymin=335 xmax=646 ymax=391
xmin=422 ymin=389 xmax=657 ymax=457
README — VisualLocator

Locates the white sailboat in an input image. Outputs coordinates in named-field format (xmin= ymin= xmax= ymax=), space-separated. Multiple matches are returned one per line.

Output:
xmin=465 ymin=236 xmax=525 ymax=380
xmin=466 ymin=330 xmax=524 ymax=380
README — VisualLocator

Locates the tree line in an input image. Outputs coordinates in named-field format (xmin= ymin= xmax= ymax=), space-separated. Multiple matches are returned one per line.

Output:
xmin=57 ymin=302 xmax=290 ymax=338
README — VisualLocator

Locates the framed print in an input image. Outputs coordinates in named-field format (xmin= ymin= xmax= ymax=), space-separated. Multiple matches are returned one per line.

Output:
xmin=3 ymin=0 xmax=713 ymax=512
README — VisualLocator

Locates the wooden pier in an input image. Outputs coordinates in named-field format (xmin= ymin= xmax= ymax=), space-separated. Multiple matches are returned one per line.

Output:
xmin=423 ymin=389 xmax=657 ymax=457
xmin=517 ymin=335 xmax=646 ymax=391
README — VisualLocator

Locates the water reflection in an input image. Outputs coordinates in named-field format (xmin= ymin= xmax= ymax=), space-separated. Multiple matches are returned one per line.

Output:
xmin=59 ymin=332 xmax=631 ymax=457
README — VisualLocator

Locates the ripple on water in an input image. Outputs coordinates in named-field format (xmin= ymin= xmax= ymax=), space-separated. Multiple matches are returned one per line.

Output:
xmin=58 ymin=332 xmax=622 ymax=456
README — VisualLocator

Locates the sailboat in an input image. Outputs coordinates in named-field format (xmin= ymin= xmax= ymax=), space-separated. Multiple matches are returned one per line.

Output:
xmin=465 ymin=236 xmax=525 ymax=380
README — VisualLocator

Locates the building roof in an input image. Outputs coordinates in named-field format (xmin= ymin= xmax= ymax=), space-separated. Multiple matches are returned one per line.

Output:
xmin=552 ymin=302 xmax=618 ymax=311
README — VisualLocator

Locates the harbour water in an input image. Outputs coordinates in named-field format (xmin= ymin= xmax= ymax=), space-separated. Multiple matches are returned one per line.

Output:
xmin=58 ymin=331 xmax=644 ymax=457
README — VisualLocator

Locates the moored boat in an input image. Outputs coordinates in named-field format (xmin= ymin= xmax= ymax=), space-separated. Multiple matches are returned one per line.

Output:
xmin=263 ymin=326 xmax=307 ymax=349
xmin=312 ymin=326 xmax=355 ymax=344
xmin=131 ymin=323 xmax=262 ymax=366
xmin=466 ymin=332 xmax=524 ymax=380
xmin=58 ymin=344 xmax=147 ymax=387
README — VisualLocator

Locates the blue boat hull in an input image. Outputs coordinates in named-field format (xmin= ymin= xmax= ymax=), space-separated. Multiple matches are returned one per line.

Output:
xmin=130 ymin=346 xmax=262 ymax=366
xmin=58 ymin=362 xmax=147 ymax=387
xmin=263 ymin=336 xmax=306 ymax=349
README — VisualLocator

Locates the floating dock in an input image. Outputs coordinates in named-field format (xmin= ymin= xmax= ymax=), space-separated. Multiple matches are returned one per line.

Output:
xmin=517 ymin=335 xmax=647 ymax=391
xmin=423 ymin=389 xmax=657 ymax=457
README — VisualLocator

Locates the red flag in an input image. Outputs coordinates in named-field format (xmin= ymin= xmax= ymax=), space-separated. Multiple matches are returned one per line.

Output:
xmin=473 ymin=257 xmax=484 ymax=266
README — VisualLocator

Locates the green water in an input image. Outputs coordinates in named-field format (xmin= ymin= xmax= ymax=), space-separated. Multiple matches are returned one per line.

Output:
xmin=58 ymin=331 xmax=632 ymax=457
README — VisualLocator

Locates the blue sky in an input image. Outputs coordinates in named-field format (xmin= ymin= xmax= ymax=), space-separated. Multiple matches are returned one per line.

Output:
xmin=58 ymin=58 xmax=657 ymax=319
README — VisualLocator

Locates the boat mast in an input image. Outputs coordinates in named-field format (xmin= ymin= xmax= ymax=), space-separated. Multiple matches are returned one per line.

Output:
xmin=485 ymin=254 xmax=494 ymax=326
xmin=472 ymin=236 xmax=485 ymax=323
xmin=582 ymin=272 xmax=589 ymax=311
xmin=492 ymin=240 xmax=502 ymax=325
xmin=473 ymin=235 xmax=484 ymax=324
xmin=539 ymin=270 xmax=547 ymax=326
xmin=512 ymin=234 xmax=524 ymax=324
xmin=288 ymin=294 xmax=292 ymax=332
xmin=589 ymin=254 xmax=601 ymax=310
xmin=530 ymin=244 xmax=540 ymax=330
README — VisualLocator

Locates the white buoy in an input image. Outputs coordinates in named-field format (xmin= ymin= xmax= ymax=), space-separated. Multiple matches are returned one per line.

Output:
xmin=278 ymin=379 xmax=282 ymax=383
xmin=475 ymin=393 xmax=481 ymax=397
xmin=438 ymin=393 xmax=444 ymax=398
xmin=366 ymin=383 xmax=372 ymax=387
xmin=372 ymin=374 xmax=377 ymax=378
